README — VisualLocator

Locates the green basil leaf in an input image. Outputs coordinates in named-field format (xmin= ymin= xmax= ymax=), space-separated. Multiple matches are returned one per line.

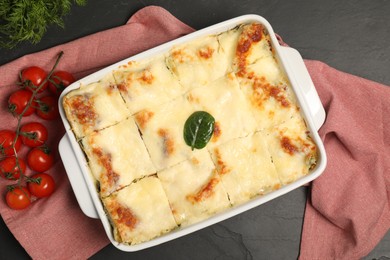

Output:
xmin=184 ymin=111 xmax=215 ymax=150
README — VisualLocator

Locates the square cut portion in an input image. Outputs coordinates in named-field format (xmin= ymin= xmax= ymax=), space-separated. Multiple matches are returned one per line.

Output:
xmin=113 ymin=54 xmax=185 ymax=114
xmin=157 ymin=150 xmax=230 ymax=227
xmin=133 ymin=96 xmax=196 ymax=171
xmin=211 ymin=132 xmax=281 ymax=206
xmin=102 ymin=176 xmax=177 ymax=245
xmin=81 ymin=118 xmax=156 ymax=197
xmin=62 ymin=73 xmax=129 ymax=139
xmin=166 ymin=35 xmax=230 ymax=90
xmin=238 ymin=76 xmax=300 ymax=131
xmin=186 ymin=73 xmax=257 ymax=148
xmin=264 ymin=116 xmax=317 ymax=185
xmin=233 ymin=23 xmax=300 ymax=131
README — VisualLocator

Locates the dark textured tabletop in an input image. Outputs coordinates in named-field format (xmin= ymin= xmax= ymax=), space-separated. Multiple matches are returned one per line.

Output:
xmin=1 ymin=1 xmax=389 ymax=259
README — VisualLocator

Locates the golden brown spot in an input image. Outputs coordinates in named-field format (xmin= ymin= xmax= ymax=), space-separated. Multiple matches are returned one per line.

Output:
xmin=158 ymin=129 xmax=175 ymax=156
xmin=198 ymin=46 xmax=214 ymax=59
xmin=171 ymin=49 xmax=193 ymax=63
xmin=187 ymin=176 xmax=220 ymax=203
xmin=117 ymin=83 xmax=128 ymax=93
xmin=280 ymin=136 xmax=298 ymax=155
xmin=213 ymin=148 xmax=230 ymax=175
xmin=268 ymin=111 xmax=275 ymax=118
xmin=92 ymin=148 xmax=120 ymax=194
xmin=273 ymin=183 xmax=281 ymax=190
xmin=227 ymin=72 xmax=235 ymax=81
xmin=187 ymin=93 xmax=200 ymax=104
xmin=69 ymin=95 xmax=98 ymax=126
xmin=135 ymin=110 xmax=154 ymax=130
xmin=106 ymin=84 xmax=116 ymax=95
xmin=269 ymin=86 xmax=290 ymax=107
xmin=138 ymin=69 xmax=154 ymax=84
xmin=116 ymin=206 xmax=138 ymax=230
xmin=235 ymin=23 xmax=264 ymax=77
xmin=191 ymin=157 xmax=200 ymax=165
xmin=211 ymin=122 xmax=222 ymax=142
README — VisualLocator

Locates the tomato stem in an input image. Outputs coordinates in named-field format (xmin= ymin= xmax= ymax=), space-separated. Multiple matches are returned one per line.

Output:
xmin=10 ymin=51 xmax=64 ymax=188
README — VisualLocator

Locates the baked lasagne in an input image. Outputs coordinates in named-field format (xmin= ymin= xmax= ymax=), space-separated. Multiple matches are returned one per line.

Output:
xmin=62 ymin=22 xmax=318 ymax=245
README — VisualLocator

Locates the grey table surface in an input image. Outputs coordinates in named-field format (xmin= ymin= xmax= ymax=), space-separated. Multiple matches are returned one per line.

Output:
xmin=0 ymin=0 xmax=389 ymax=259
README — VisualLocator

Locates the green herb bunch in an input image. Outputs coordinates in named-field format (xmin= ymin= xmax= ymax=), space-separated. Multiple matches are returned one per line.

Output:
xmin=0 ymin=0 xmax=86 ymax=49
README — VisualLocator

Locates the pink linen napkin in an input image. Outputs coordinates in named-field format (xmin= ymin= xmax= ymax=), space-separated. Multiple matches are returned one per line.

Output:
xmin=299 ymin=60 xmax=390 ymax=259
xmin=0 ymin=5 xmax=389 ymax=260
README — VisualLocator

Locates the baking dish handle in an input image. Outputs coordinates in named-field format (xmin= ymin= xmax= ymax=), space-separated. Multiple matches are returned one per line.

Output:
xmin=279 ymin=46 xmax=326 ymax=130
xmin=59 ymin=134 xmax=99 ymax=219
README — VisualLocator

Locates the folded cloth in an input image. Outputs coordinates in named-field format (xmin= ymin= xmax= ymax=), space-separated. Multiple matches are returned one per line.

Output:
xmin=299 ymin=61 xmax=390 ymax=259
xmin=0 ymin=5 xmax=389 ymax=260
xmin=0 ymin=6 xmax=193 ymax=260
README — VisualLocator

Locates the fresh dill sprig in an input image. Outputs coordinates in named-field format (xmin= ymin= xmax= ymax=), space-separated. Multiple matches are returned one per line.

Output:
xmin=0 ymin=0 xmax=87 ymax=49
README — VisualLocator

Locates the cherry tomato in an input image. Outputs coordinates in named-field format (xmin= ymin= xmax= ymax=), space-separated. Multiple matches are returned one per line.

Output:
xmin=27 ymin=147 xmax=54 ymax=172
xmin=49 ymin=70 xmax=75 ymax=95
xmin=8 ymin=89 xmax=36 ymax=116
xmin=36 ymin=96 xmax=60 ymax=120
xmin=21 ymin=66 xmax=48 ymax=93
xmin=20 ymin=122 xmax=48 ymax=147
xmin=5 ymin=186 xmax=31 ymax=210
xmin=0 ymin=157 xmax=26 ymax=180
xmin=0 ymin=130 xmax=22 ymax=156
xmin=27 ymin=173 xmax=55 ymax=198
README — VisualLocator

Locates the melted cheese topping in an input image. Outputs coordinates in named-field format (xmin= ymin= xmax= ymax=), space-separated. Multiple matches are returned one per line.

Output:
xmin=63 ymin=73 xmax=130 ymax=138
xmin=166 ymin=35 xmax=230 ymax=89
xmin=157 ymin=150 xmax=230 ymax=226
xmin=102 ymin=176 xmax=177 ymax=245
xmin=81 ymin=118 xmax=156 ymax=197
xmin=264 ymin=116 xmax=317 ymax=184
xmin=211 ymin=132 xmax=281 ymax=205
xmin=186 ymin=73 xmax=257 ymax=148
xmin=113 ymin=54 xmax=185 ymax=115
xmin=134 ymin=96 xmax=195 ymax=171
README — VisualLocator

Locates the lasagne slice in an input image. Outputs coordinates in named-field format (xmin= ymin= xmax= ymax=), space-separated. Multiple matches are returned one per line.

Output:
xmin=166 ymin=35 xmax=230 ymax=90
xmin=232 ymin=23 xmax=301 ymax=131
xmin=238 ymin=76 xmax=301 ymax=131
xmin=62 ymin=73 xmax=129 ymax=139
xmin=113 ymin=54 xmax=185 ymax=115
xmin=186 ymin=73 xmax=257 ymax=148
xmin=157 ymin=150 xmax=230 ymax=227
xmin=264 ymin=115 xmax=317 ymax=185
xmin=133 ymin=96 xmax=196 ymax=171
xmin=210 ymin=132 xmax=281 ymax=206
xmin=81 ymin=118 xmax=156 ymax=197
xmin=102 ymin=176 xmax=177 ymax=245
xmin=233 ymin=22 xmax=274 ymax=77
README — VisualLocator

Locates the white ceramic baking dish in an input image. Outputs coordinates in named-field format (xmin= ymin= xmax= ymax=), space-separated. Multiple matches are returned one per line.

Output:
xmin=58 ymin=14 xmax=327 ymax=252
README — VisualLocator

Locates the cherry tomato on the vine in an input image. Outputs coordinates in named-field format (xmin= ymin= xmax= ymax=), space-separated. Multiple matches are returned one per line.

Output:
xmin=27 ymin=146 xmax=54 ymax=172
xmin=8 ymin=89 xmax=36 ymax=116
xmin=20 ymin=122 xmax=48 ymax=148
xmin=20 ymin=66 xmax=48 ymax=93
xmin=36 ymin=96 xmax=60 ymax=120
xmin=27 ymin=173 xmax=55 ymax=198
xmin=0 ymin=157 xmax=26 ymax=180
xmin=5 ymin=186 xmax=31 ymax=210
xmin=49 ymin=70 xmax=75 ymax=95
xmin=0 ymin=130 xmax=22 ymax=156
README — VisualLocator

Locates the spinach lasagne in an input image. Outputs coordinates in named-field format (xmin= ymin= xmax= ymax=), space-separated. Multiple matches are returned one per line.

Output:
xmin=62 ymin=22 xmax=318 ymax=245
